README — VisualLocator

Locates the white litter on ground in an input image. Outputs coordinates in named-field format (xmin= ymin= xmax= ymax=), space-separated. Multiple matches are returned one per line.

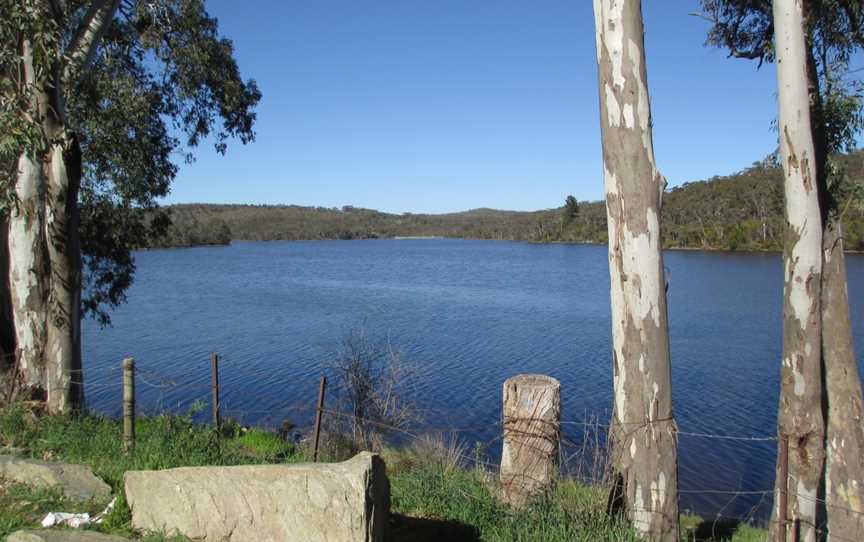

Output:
xmin=40 ymin=497 xmax=117 ymax=529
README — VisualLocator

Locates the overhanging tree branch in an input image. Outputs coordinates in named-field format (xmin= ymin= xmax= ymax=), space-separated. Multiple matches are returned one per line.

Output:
xmin=63 ymin=0 xmax=121 ymax=85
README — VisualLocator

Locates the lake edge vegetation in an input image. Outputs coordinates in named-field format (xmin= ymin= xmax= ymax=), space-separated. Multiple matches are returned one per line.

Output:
xmin=146 ymin=151 xmax=864 ymax=253
xmin=0 ymin=404 xmax=766 ymax=542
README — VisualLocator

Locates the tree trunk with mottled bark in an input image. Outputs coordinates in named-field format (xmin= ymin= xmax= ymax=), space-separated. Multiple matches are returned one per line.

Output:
xmin=822 ymin=218 xmax=864 ymax=541
xmin=771 ymin=2 xmax=826 ymax=540
xmin=44 ymin=132 xmax=83 ymax=413
xmin=8 ymin=40 xmax=49 ymax=402
xmin=592 ymin=1 xmax=679 ymax=539
xmin=3 ymin=2 xmax=117 ymax=413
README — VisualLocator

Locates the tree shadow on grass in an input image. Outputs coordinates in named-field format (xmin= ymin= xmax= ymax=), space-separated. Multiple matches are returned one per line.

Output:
xmin=390 ymin=513 xmax=481 ymax=542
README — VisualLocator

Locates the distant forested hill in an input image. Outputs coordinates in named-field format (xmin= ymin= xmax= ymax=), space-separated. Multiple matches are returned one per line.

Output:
xmin=148 ymin=152 xmax=864 ymax=252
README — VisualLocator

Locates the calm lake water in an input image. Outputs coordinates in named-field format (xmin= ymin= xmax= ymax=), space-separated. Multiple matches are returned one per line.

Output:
xmin=82 ymin=240 xmax=864 ymax=519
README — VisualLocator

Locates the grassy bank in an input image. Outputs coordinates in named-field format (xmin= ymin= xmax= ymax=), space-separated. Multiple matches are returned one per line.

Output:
xmin=0 ymin=407 xmax=765 ymax=541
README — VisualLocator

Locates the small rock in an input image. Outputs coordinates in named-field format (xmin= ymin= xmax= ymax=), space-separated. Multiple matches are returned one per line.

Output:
xmin=0 ymin=456 xmax=111 ymax=502
xmin=125 ymin=451 xmax=390 ymax=542
xmin=6 ymin=530 xmax=131 ymax=542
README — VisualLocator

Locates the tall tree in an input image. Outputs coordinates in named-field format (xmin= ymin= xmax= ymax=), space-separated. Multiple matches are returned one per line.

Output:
xmin=592 ymin=1 xmax=679 ymax=539
xmin=0 ymin=0 xmax=260 ymax=412
xmin=773 ymin=2 xmax=826 ymax=539
xmin=700 ymin=1 xmax=864 ymax=539
xmin=563 ymin=195 xmax=579 ymax=225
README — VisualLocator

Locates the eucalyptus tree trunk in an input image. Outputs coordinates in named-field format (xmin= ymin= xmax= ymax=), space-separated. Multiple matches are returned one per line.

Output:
xmin=44 ymin=132 xmax=83 ymax=412
xmin=6 ymin=42 xmax=81 ymax=412
xmin=592 ymin=1 xmax=678 ymax=539
xmin=8 ymin=40 xmax=49 ymax=400
xmin=3 ymin=1 xmax=118 ymax=413
xmin=822 ymin=218 xmax=864 ymax=541
xmin=771 ymin=1 xmax=826 ymax=540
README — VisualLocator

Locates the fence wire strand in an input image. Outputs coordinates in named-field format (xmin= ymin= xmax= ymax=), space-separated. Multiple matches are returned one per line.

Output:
xmin=32 ymin=358 xmax=864 ymax=537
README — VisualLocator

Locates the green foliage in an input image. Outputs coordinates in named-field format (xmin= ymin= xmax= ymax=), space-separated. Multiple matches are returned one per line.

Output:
xmin=0 ymin=0 xmax=260 ymax=326
xmin=72 ymin=0 xmax=259 ymax=325
xmin=700 ymin=0 xmax=864 ymax=220
xmin=146 ymin=215 xmax=232 ymax=249
xmin=563 ymin=195 xmax=579 ymax=227
xmin=0 ymin=0 xmax=60 ymax=213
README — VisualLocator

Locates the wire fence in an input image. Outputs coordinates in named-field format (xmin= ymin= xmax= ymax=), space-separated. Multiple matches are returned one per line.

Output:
xmin=9 ymin=353 xmax=863 ymax=541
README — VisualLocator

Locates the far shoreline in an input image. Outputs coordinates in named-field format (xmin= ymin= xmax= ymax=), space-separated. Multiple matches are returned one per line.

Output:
xmin=136 ymin=236 xmax=864 ymax=256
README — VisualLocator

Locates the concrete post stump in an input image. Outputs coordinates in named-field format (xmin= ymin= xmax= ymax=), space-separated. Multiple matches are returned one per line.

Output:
xmin=500 ymin=374 xmax=560 ymax=507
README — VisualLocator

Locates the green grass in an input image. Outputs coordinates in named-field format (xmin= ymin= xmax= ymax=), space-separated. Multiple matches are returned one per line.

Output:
xmin=0 ymin=482 xmax=90 ymax=537
xmin=0 ymin=405 xmax=303 ymax=540
xmin=389 ymin=463 xmax=638 ymax=541
xmin=0 ymin=406 xmax=767 ymax=541
xmin=228 ymin=427 xmax=296 ymax=460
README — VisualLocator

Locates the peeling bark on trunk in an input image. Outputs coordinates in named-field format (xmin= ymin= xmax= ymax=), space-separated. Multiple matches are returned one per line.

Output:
xmin=3 ymin=1 xmax=118 ymax=413
xmin=592 ymin=1 xmax=678 ymax=539
xmin=44 ymin=136 xmax=83 ymax=413
xmin=8 ymin=153 xmax=48 ymax=399
xmin=8 ymin=40 xmax=49 ymax=401
xmin=822 ymin=219 xmax=864 ymax=541
xmin=771 ymin=2 xmax=826 ymax=540
xmin=6 ymin=41 xmax=85 ymax=413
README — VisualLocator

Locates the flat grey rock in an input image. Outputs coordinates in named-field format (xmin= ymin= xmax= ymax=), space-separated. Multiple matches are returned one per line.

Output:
xmin=6 ymin=530 xmax=130 ymax=542
xmin=125 ymin=452 xmax=390 ymax=542
xmin=0 ymin=455 xmax=112 ymax=502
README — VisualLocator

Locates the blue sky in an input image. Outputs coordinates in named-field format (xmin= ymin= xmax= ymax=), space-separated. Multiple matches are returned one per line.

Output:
xmin=165 ymin=0 xmax=779 ymax=213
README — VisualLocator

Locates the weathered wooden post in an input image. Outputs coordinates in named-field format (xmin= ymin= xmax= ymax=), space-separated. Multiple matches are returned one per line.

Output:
xmin=211 ymin=353 xmax=220 ymax=432
xmin=122 ymin=357 xmax=135 ymax=453
xmin=500 ymin=374 xmax=560 ymax=507
xmin=312 ymin=376 xmax=327 ymax=462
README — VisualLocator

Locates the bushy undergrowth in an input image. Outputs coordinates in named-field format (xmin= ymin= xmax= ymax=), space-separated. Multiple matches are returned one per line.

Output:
xmin=0 ymin=406 xmax=767 ymax=541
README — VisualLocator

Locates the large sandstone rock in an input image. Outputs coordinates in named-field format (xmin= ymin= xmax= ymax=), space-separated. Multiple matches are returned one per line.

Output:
xmin=6 ymin=530 xmax=130 ymax=542
xmin=124 ymin=452 xmax=389 ymax=542
xmin=0 ymin=455 xmax=112 ymax=502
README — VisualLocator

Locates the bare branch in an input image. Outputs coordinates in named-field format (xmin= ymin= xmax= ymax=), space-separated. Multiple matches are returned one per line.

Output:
xmin=688 ymin=11 xmax=716 ymax=24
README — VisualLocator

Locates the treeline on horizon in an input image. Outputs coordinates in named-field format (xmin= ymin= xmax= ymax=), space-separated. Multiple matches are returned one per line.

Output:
xmin=148 ymin=151 xmax=864 ymax=252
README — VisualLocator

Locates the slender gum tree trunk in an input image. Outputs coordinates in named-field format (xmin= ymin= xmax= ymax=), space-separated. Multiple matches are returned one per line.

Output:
xmin=592 ymin=1 xmax=679 ymax=539
xmin=8 ymin=39 xmax=48 ymax=400
xmin=822 ymin=218 xmax=864 ymax=540
xmin=44 ymin=134 xmax=83 ymax=413
xmin=771 ymin=2 xmax=826 ymax=540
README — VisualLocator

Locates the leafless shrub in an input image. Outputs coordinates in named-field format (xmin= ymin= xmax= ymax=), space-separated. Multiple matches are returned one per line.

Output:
xmin=327 ymin=327 xmax=421 ymax=451
xmin=561 ymin=413 xmax=612 ymax=487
